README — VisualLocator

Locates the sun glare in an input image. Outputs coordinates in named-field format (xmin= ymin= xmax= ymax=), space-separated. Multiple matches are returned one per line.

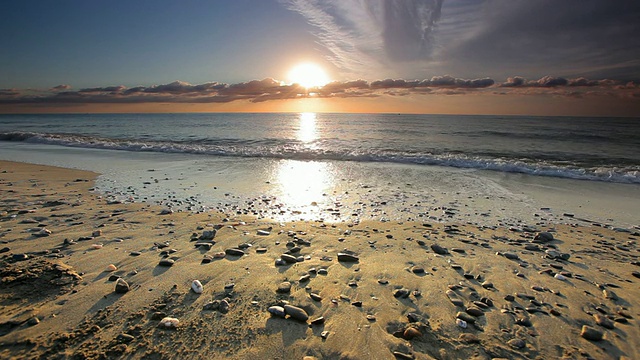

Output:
xmin=288 ymin=63 xmax=330 ymax=88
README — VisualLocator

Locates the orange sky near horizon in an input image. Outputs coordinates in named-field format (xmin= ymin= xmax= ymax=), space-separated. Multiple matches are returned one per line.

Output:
xmin=2 ymin=93 xmax=639 ymax=117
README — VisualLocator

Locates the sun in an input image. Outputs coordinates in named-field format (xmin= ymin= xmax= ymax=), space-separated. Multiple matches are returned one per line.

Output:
xmin=288 ymin=63 xmax=330 ymax=88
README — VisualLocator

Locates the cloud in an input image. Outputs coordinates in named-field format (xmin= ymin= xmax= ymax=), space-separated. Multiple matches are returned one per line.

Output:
xmin=0 ymin=76 xmax=637 ymax=106
xmin=51 ymin=84 xmax=72 ymax=91
xmin=437 ymin=1 xmax=640 ymax=80
xmin=282 ymin=0 xmax=444 ymax=78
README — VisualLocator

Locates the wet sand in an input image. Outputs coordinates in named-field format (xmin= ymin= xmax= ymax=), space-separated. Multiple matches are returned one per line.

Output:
xmin=0 ymin=160 xmax=638 ymax=360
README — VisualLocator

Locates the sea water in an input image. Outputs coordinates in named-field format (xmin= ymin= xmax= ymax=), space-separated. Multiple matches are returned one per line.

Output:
xmin=0 ymin=113 xmax=638 ymax=226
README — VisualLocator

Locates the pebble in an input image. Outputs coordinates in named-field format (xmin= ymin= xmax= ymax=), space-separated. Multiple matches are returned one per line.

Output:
xmin=534 ymin=232 xmax=554 ymax=243
xmin=580 ymin=325 xmax=603 ymax=341
xmin=108 ymin=274 xmax=120 ymax=281
xmin=311 ymin=316 xmax=325 ymax=325
xmin=116 ymin=333 xmax=135 ymax=343
xmin=503 ymin=252 xmax=519 ymax=260
xmin=456 ymin=312 xmax=476 ymax=324
xmin=105 ymin=264 xmax=117 ymax=272
xmin=27 ymin=317 xmax=40 ymax=326
xmin=403 ymin=327 xmax=422 ymax=340
xmin=257 ymin=230 xmax=270 ymax=236
xmin=12 ymin=253 xmax=29 ymax=261
xmin=507 ymin=339 xmax=526 ymax=349
xmin=393 ymin=288 xmax=410 ymax=298
xmin=465 ymin=306 xmax=484 ymax=317
xmin=280 ymin=254 xmax=298 ymax=264
xmin=158 ymin=259 xmax=175 ymax=267
xmin=337 ymin=252 xmax=359 ymax=262
xmin=310 ymin=293 xmax=322 ymax=301
xmin=456 ymin=318 xmax=467 ymax=328
xmin=268 ymin=306 xmax=286 ymax=317
xmin=603 ymin=289 xmax=618 ymax=300
xmin=430 ymin=244 xmax=448 ymax=255
xmin=225 ymin=248 xmax=244 ymax=256
xmin=481 ymin=281 xmax=494 ymax=289
xmin=277 ymin=281 xmax=292 ymax=293
xmin=130 ymin=251 xmax=141 ymax=256
xmin=158 ymin=317 xmax=179 ymax=329
xmin=191 ymin=280 xmax=203 ymax=294
xmin=411 ymin=266 xmax=425 ymax=274
xmin=459 ymin=333 xmax=480 ymax=343
xmin=115 ymin=278 xmax=130 ymax=293
xmin=594 ymin=314 xmax=615 ymax=329
xmin=284 ymin=304 xmax=309 ymax=322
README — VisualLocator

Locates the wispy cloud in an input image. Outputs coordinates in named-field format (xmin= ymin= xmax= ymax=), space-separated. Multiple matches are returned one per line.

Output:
xmin=283 ymin=0 xmax=443 ymax=78
xmin=1 ymin=76 xmax=637 ymax=106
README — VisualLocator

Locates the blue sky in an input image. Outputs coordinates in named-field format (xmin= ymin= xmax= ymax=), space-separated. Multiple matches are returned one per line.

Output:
xmin=1 ymin=0 xmax=639 ymax=115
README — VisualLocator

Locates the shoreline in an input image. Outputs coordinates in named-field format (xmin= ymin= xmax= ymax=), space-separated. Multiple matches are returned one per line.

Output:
xmin=1 ymin=160 xmax=639 ymax=359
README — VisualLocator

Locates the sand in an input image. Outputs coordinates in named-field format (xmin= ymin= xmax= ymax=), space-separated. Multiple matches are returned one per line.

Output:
xmin=0 ymin=160 xmax=638 ymax=360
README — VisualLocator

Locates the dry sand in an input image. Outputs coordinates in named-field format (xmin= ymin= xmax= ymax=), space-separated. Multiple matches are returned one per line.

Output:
xmin=0 ymin=160 xmax=638 ymax=360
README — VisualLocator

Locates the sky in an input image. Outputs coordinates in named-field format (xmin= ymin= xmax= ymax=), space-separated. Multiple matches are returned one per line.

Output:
xmin=1 ymin=0 xmax=639 ymax=116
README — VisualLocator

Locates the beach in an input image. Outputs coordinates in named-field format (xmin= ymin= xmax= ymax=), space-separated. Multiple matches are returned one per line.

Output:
xmin=1 ymin=159 xmax=638 ymax=360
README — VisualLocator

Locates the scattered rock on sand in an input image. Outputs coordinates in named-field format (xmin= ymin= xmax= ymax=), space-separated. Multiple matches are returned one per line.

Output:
xmin=115 ymin=278 xmax=130 ymax=293
xmin=594 ymin=314 xmax=615 ymax=329
xmin=337 ymin=252 xmax=359 ymax=262
xmin=277 ymin=281 xmax=292 ymax=293
xmin=158 ymin=317 xmax=179 ymax=329
xmin=580 ymin=325 xmax=603 ymax=341
xmin=534 ymin=232 xmax=554 ymax=243
xmin=191 ymin=280 xmax=203 ymax=294
xmin=225 ymin=248 xmax=245 ymax=256
xmin=158 ymin=259 xmax=175 ymax=267
xmin=268 ymin=306 xmax=286 ymax=318
xmin=430 ymin=244 xmax=448 ymax=255
xmin=284 ymin=305 xmax=308 ymax=322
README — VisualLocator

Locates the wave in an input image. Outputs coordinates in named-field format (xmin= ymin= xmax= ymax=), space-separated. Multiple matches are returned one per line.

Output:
xmin=2 ymin=131 xmax=639 ymax=184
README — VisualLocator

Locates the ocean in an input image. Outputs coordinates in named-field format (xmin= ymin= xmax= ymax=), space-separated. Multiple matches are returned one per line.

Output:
xmin=1 ymin=113 xmax=638 ymax=226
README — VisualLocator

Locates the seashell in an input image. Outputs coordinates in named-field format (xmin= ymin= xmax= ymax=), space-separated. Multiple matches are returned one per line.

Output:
xmin=554 ymin=273 xmax=566 ymax=280
xmin=213 ymin=252 xmax=226 ymax=259
xmin=91 ymin=244 xmax=103 ymax=249
xmin=105 ymin=264 xmax=117 ymax=272
xmin=159 ymin=317 xmax=179 ymax=328
xmin=456 ymin=318 xmax=468 ymax=328
xmin=191 ymin=280 xmax=203 ymax=294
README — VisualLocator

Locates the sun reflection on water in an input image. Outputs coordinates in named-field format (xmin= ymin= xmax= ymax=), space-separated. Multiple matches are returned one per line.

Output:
xmin=275 ymin=159 xmax=334 ymax=214
xmin=298 ymin=112 xmax=317 ymax=144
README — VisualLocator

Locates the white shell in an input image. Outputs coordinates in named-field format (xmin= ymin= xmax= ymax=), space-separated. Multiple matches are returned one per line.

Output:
xmin=191 ymin=280 xmax=203 ymax=294
xmin=554 ymin=273 xmax=566 ymax=280
xmin=160 ymin=317 xmax=179 ymax=328
xmin=456 ymin=318 xmax=468 ymax=328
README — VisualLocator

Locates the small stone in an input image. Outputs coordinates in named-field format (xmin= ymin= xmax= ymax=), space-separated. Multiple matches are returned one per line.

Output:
xmin=321 ymin=331 xmax=329 ymax=339
xmin=225 ymin=248 xmax=244 ymax=256
xmin=116 ymin=333 xmax=135 ymax=343
xmin=105 ymin=264 xmax=117 ymax=272
xmin=456 ymin=318 xmax=467 ymax=328
xmin=603 ymin=289 xmax=618 ymax=300
xmin=504 ymin=294 xmax=515 ymax=301
xmin=277 ymin=281 xmax=292 ymax=293
xmin=27 ymin=317 xmax=40 ymax=326
xmin=594 ymin=314 xmax=614 ymax=329
xmin=393 ymin=288 xmax=410 ymax=298
xmin=534 ymin=232 xmax=554 ymax=243
xmin=481 ymin=281 xmax=494 ymax=289
xmin=456 ymin=312 xmax=476 ymax=324
xmin=411 ymin=266 xmax=425 ymax=274
xmin=268 ymin=306 xmax=286 ymax=317
xmin=115 ymin=278 xmax=130 ymax=293
xmin=580 ymin=325 xmax=603 ymax=341
xmin=284 ymin=304 xmax=308 ymax=322
xmin=311 ymin=316 xmax=325 ymax=325
xmin=430 ymin=244 xmax=448 ymax=255
xmin=158 ymin=317 xmax=179 ymax=329
xmin=204 ymin=301 xmax=220 ymax=311
xmin=257 ymin=230 xmax=270 ymax=236
xmin=503 ymin=252 xmax=519 ymax=260
xmin=191 ymin=280 xmax=203 ymax=294
xmin=218 ymin=299 xmax=230 ymax=313
xmin=130 ymin=251 xmax=141 ymax=256
xmin=465 ymin=307 xmax=484 ymax=317
xmin=158 ymin=259 xmax=174 ymax=267
xmin=280 ymin=254 xmax=298 ymax=264
xmin=403 ymin=327 xmax=422 ymax=340
xmin=516 ymin=317 xmax=532 ymax=327
xmin=459 ymin=333 xmax=480 ymax=343
xmin=12 ymin=253 xmax=29 ymax=261
xmin=310 ymin=293 xmax=322 ymax=301
xmin=337 ymin=252 xmax=359 ymax=262
xmin=507 ymin=339 xmax=526 ymax=349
